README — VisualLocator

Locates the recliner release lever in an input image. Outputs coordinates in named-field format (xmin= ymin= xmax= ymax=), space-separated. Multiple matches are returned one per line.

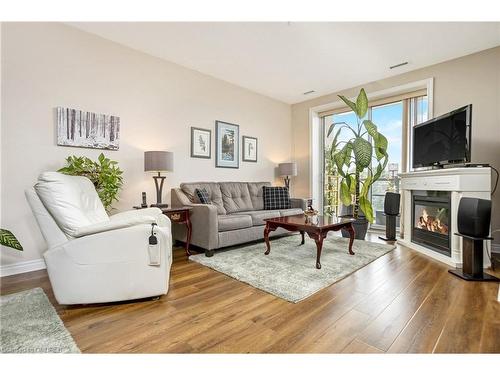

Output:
xmin=149 ymin=223 xmax=158 ymax=245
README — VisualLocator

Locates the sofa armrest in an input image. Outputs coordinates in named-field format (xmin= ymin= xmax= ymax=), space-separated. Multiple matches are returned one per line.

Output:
xmin=290 ymin=198 xmax=308 ymax=211
xmin=172 ymin=203 xmax=219 ymax=250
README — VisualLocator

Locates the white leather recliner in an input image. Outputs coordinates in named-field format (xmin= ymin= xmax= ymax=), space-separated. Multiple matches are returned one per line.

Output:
xmin=25 ymin=172 xmax=172 ymax=305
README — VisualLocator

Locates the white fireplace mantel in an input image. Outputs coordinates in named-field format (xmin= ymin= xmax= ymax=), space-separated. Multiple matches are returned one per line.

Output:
xmin=399 ymin=167 xmax=491 ymax=267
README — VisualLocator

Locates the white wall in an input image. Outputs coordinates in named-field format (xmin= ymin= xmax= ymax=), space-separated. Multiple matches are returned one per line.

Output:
xmin=0 ymin=23 xmax=292 ymax=269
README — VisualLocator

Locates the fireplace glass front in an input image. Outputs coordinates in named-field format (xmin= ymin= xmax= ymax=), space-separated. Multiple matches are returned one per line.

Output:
xmin=412 ymin=191 xmax=451 ymax=256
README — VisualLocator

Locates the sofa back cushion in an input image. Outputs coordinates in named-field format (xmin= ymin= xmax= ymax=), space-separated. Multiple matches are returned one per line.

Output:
xmin=195 ymin=188 xmax=211 ymax=204
xmin=219 ymin=182 xmax=253 ymax=213
xmin=263 ymin=186 xmax=291 ymax=210
xmin=180 ymin=182 xmax=226 ymax=215
xmin=34 ymin=172 xmax=109 ymax=237
xmin=247 ymin=182 xmax=271 ymax=210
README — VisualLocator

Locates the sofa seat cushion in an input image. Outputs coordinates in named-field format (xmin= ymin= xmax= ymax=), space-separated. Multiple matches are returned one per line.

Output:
xmin=180 ymin=182 xmax=226 ymax=215
xmin=220 ymin=182 xmax=253 ymax=213
xmin=279 ymin=208 xmax=304 ymax=217
xmin=218 ymin=214 xmax=253 ymax=232
xmin=238 ymin=210 xmax=281 ymax=226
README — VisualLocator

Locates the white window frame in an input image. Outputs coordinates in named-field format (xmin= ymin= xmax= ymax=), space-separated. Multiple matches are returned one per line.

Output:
xmin=309 ymin=78 xmax=434 ymax=213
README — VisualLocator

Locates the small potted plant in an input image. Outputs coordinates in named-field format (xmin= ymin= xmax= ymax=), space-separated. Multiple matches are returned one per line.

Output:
xmin=327 ymin=88 xmax=389 ymax=239
xmin=58 ymin=153 xmax=123 ymax=212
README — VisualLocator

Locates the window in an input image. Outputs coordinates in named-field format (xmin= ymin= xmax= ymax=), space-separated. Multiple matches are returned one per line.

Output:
xmin=321 ymin=92 xmax=429 ymax=228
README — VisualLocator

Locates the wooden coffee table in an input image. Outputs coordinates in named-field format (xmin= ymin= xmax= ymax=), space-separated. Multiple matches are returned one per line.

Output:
xmin=263 ymin=214 xmax=356 ymax=269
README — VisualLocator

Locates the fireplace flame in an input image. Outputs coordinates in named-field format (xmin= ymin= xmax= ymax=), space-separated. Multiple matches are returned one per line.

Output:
xmin=416 ymin=208 xmax=449 ymax=235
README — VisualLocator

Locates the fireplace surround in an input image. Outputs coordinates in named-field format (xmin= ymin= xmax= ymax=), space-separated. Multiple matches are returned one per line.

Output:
xmin=399 ymin=167 xmax=491 ymax=267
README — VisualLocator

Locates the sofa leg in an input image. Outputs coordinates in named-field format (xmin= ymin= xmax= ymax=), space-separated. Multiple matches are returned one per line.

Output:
xmin=205 ymin=249 xmax=214 ymax=257
xmin=151 ymin=296 xmax=161 ymax=301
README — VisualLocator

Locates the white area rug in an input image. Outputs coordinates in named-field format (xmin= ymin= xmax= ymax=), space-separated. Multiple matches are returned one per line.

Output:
xmin=190 ymin=235 xmax=396 ymax=303
xmin=0 ymin=288 xmax=80 ymax=353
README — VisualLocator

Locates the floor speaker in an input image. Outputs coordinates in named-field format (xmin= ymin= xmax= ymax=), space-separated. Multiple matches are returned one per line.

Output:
xmin=449 ymin=197 xmax=499 ymax=282
xmin=379 ymin=192 xmax=400 ymax=242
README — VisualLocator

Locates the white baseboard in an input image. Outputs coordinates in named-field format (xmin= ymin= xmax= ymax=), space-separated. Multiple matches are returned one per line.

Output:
xmin=0 ymin=258 xmax=46 ymax=277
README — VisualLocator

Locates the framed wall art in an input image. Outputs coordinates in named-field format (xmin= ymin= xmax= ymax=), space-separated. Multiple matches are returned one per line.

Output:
xmin=215 ymin=120 xmax=239 ymax=168
xmin=56 ymin=107 xmax=120 ymax=150
xmin=242 ymin=136 xmax=258 ymax=162
xmin=190 ymin=127 xmax=211 ymax=159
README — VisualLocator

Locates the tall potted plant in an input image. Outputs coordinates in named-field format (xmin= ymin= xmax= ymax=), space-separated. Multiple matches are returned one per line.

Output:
xmin=328 ymin=88 xmax=389 ymax=239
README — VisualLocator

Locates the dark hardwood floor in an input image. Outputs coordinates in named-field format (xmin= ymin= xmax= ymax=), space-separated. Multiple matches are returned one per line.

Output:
xmin=1 ymin=233 xmax=499 ymax=353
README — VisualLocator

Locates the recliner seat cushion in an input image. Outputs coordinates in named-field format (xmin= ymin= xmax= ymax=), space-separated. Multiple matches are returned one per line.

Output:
xmin=34 ymin=172 xmax=109 ymax=237
xmin=218 ymin=214 xmax=253 ymax=232
xmin=220 ymin=182 xmax=253 ymax=213
xmin=180 ymin=182 xmax=226 ymax=215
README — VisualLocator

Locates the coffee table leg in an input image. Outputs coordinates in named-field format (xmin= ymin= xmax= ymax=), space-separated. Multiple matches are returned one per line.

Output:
xmin=314 ymin=235 xmax=324 ymax=269
xmin=264 ymin=223 xmax=272 ymax=255
xmin=346 ymin=223 xmax=355 ymax=255
xmin=300 ymin=231 xmax=305 ymax=245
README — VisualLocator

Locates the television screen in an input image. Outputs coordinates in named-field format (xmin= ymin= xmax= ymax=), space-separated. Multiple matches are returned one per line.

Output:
xmin=412 ymin=105 xmax=471 ymax=168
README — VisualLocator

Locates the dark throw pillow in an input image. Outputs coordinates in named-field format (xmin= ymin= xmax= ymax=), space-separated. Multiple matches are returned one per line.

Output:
xmin=195 ymin=188 xmax=211 ymax=204
xmin=263 ymin=186 xmax=291 ymax=210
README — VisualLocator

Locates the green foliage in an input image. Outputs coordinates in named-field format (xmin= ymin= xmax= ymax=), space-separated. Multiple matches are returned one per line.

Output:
xmin=58 ymin=153 xmax=123 ymax=211
xmin=326 ymin=88 xmax=389 ymax=222
xmin=0 ymin=229 xmax=23 ymax=251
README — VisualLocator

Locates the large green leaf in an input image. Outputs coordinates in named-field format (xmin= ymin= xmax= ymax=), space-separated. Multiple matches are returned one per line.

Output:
xmin=363 ymin=119 xmax=378 ymax=139
xmin=372 ymin=163 xmax=384 ymax=182
xmin=356 ymin=88 xmax=368 ymax=118
xmin=359 ymin=196 xmax=374 ymax=223
xmin=360 ymin=175 xmax=372 ymax=198
xmin=374 ymin=133 xmax=388 ymax=160
xmin=333 ymin=142 xmax=353 ymax=177
xmin=338 ymin=95 xmax=358 ymax=116
xmin=0 ymin=229 xmax=23 ymax=251
xmin=352 ymin=138 xmax=372 ymax=169
xmin=340 ymin=180 xmax=352 ymax=206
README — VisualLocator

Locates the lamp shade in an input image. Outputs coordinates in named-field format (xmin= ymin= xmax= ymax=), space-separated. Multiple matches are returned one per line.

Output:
xmin=278 ymin=162 xmax=297 ymax=177
xmin=144 ymin=151 xmax=174 ymax=172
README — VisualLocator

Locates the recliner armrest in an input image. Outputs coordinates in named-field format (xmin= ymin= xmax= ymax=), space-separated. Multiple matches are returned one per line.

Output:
xmin=110 ymin=207 xmax=163 ymax=222
xmin=71 ymin=216 xmax=157 ymax=237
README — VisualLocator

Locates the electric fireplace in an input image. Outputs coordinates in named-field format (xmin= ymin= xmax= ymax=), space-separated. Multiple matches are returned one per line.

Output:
xmin=412 ymin=191 xmax=451 ymax=256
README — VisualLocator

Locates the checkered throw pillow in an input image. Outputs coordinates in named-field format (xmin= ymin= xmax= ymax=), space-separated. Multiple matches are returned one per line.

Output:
xmin=263 ymin=186 xmax=291 ymax=210
xmin=195 ymin=188 xmax=211 ymax=204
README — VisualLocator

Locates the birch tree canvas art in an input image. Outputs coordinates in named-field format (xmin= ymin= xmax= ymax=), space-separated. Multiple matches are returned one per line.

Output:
xmin=57 ymin=107 xmax=120 ymax=150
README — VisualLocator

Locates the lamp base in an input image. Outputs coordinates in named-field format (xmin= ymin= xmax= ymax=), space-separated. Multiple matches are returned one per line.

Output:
xmin=150 ymin=203 xmax=169 ymax=209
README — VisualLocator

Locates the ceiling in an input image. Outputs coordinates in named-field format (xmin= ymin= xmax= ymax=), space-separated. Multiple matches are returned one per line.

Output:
xmin=69 ymin=22 xmax=500 ymax=104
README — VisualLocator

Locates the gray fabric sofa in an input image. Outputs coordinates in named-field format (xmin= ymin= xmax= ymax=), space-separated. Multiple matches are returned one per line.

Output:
xmin=171 ymin=182 xmax=307 ymax=256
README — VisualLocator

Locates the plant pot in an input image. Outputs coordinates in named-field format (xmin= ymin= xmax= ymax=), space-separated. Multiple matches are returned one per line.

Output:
xmin=339 ymin=204 xmax=368 ymax=240
xmin=340 ymin=216 xmax=369 ymax=240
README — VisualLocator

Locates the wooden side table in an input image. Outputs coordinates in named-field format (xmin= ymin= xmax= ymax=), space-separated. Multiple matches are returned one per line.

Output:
xmin=161 ymin=207 xmax=192 ymax=256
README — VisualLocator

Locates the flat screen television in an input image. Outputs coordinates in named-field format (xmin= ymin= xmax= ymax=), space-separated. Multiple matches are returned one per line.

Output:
xmin=412 ymin=104 xmax=472 ymax=169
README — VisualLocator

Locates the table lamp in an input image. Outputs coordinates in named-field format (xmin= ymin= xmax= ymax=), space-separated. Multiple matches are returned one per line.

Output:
xmin=278 ymin=162 xmax=297 ymax=190
xmin=144 ymin=151 xmax=173 ymax=208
